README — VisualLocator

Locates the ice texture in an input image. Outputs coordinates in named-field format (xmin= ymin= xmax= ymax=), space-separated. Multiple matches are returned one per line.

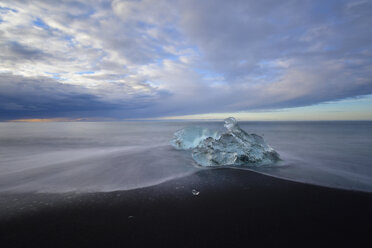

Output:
xmin=171 ymin=117 xmax=280 ymax=167
xmin=170 ymin=126 xmax=220 ymax=150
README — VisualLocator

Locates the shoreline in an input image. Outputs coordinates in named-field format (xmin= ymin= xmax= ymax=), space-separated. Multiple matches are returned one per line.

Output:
xmin=1 ymin=168 xmax=372 ymax=247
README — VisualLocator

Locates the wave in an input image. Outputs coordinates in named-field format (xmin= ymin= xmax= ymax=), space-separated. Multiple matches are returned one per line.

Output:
xmin=0 ymin=145 xmax=197 ymax=193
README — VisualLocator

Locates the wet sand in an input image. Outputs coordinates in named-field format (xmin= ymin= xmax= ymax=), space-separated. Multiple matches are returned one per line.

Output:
xmin=1 ymin=168 xmax=372 ymax=247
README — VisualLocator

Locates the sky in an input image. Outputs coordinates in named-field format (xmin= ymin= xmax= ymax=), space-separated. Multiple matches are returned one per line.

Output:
xmin=0 ymin=0 xmax=371 ymax=121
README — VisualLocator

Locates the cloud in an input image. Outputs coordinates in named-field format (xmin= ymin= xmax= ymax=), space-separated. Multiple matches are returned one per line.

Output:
xmin=0 ymin=73 xmax=162 ymax=120
xmin=0 ymin=0 xmax=371 ymax=120
xmin=1 ymin=41 xmax=48 ymax=61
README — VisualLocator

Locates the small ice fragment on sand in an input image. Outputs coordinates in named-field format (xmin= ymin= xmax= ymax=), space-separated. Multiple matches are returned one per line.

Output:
xmin=192 ymin=189 xmax=200 ymax=195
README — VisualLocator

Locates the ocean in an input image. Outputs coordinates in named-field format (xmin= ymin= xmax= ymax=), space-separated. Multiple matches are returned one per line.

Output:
xmin=1 ymin=121 xmax=372 ymax=192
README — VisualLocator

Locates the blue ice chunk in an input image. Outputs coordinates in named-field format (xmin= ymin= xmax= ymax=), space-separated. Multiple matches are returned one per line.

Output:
xmin=171 ymin=117 xmax=280 ymax=167
xmin=192 ymin=117 xmax=280 ymax=166
xmin=170 ymin=126 xmax=220 ymax=150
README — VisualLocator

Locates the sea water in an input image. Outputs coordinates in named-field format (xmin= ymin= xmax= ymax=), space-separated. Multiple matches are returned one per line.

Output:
xmin=0 ymin=121 xmax=372 ymax=192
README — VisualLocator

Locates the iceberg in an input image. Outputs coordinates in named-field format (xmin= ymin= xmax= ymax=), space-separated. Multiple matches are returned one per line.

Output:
xmin=171 ymin=117 xmax=280 ymax=167
xmin=170 ymin=126 xmax=220 ymax=150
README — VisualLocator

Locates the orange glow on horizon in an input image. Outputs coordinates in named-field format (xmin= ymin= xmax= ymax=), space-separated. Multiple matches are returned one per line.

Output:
xmin=8 ymin=118 xmax=84 ymax=123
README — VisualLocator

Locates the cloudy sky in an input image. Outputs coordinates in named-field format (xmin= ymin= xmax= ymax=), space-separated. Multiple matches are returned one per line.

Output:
xmin=0 ymin=0 xmax=371 ymax=121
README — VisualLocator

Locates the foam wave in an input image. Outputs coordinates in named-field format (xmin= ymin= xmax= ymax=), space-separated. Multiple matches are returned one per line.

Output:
xmin=0 ymin=145 xmax=197 ymax=193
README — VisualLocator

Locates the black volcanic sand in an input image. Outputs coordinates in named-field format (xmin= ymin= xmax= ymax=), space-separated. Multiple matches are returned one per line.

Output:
xmin=1 ymin=168 xmax=372 ymax=248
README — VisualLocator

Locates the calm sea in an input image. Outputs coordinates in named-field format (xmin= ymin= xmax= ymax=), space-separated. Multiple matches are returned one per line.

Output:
xmin=1 ymin=121 xmax=372 ymax=192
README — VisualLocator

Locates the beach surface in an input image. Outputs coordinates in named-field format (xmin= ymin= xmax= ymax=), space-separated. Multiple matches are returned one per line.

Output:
xmin=1 ymin=168 xmax=372 ymax=247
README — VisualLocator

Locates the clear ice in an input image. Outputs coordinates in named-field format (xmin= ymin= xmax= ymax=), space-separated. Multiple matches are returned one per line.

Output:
xmin=170 ymin=126 xmax=220 ymax=150
xmin=171 ymin=117 xmax=280 ymax=167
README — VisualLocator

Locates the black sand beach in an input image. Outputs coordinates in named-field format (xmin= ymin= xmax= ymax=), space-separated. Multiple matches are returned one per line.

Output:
xmin=1 ymin=168 xmax=372 ymax=248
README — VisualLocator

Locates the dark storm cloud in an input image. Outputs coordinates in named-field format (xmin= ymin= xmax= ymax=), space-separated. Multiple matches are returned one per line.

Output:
xmin=0 ymin=74 xmax=155 ymax=120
